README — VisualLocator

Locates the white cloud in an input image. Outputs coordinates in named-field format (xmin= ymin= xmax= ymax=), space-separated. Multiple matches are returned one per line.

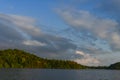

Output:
xmin=57 ymin=9 xmax=120 ymax=51
xmin=76 ymin=50 xmax=86 ymax=56
xmin=0 ymin=14 xmax=41 ymax=37
xmin=57 ymin=10 xmax=118 ymax=38
xmin=23 ymin=40 xmax=46 ymax=46
xmin=10 ymin=15 xmax=41 ymax=36
xmin=74 ymin=50 xmax=100 ymax=66
xmin=111 ymin=32 xmax=120 ymax=44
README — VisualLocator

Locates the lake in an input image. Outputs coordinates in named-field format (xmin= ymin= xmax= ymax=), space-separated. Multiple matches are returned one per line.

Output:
xmin=0 ymin=69 xmax=120 ymax=80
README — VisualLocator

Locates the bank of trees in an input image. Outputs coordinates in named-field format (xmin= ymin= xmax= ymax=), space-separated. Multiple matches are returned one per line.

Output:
xmin=108 ymin=62 xmax=120 ymax=69
xmin=0 ymin=49 xmax=87 ymax=69
xmin=1 ymin=49 xmax=120 ymax=69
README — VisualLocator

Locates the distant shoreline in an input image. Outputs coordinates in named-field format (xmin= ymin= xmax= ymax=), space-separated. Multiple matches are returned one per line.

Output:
xmin=0 ymin=49 xmax=119 ymax=70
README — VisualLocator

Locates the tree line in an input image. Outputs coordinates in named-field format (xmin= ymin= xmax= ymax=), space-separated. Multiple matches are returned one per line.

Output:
xmin=0 ymin=49 xmax=119 ymax=69
xmin=0 ymin=49 xmax=87 ymax=69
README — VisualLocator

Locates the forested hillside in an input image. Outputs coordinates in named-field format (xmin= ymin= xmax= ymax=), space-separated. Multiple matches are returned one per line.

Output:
xmin=0 ymin=49 xmax=87 ymax=69
xmin=108 ymin=62 xmax=120 ymax=69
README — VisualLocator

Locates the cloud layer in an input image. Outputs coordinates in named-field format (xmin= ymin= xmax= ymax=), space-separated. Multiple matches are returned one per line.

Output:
xmin=0 ymin=14 xmax=77 ymax=59
xmin=57 ymin=9 xmax=120 ymax=52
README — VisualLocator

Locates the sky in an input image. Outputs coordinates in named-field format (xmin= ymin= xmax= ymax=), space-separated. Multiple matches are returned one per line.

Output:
xmin=0 ymin=0 xmax=120 ymax=66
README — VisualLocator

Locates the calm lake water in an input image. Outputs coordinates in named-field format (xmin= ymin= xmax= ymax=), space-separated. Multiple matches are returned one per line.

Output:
xmin=0 ymin=69 xmax=120 ymax=80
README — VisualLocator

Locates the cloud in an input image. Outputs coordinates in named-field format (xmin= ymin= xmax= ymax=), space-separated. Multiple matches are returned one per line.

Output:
xmin=23 ymin=40 xmax=46 ymax=46
xmin=74 ymin=51 xmax=100 ymax=66
xmin=0 ymin=13 xmax=77 ymax=59
xmin=5 ymin=14 xmax=41 ymax=37
xmin=57 ymin=9 xmax=118 ymax=38
xmin=57 ymin=9 xmax=120 ymax=52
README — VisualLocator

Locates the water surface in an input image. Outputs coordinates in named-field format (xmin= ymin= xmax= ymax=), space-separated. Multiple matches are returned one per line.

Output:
xmin=0 ymin=69 xmax=120 ymax=80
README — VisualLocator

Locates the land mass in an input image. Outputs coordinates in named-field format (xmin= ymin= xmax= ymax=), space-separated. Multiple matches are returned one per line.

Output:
xmin=0 ymin=49 xmax=119 ymax=69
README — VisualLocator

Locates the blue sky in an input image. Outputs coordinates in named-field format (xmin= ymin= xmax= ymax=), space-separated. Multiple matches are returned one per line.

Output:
xmin=0 ymin=0 xmax=120 ymax=66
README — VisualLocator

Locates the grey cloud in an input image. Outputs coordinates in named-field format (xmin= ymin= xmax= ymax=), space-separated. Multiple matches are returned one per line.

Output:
xmin=0 ymin=13 xmax=77 ymax=59
xmin=0 ymin=23 xmax=24 ymax=41
xmin=31 ymin=34 xmax=77 ymax=57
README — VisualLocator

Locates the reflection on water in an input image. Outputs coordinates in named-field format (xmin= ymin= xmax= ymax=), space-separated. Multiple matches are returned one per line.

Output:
xmin=0 ymin=69 xmax=120 ymax=80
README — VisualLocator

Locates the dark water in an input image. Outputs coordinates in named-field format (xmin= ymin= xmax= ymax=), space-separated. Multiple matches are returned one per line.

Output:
xmin=0 ymin=69 xmax=120 ymax=80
